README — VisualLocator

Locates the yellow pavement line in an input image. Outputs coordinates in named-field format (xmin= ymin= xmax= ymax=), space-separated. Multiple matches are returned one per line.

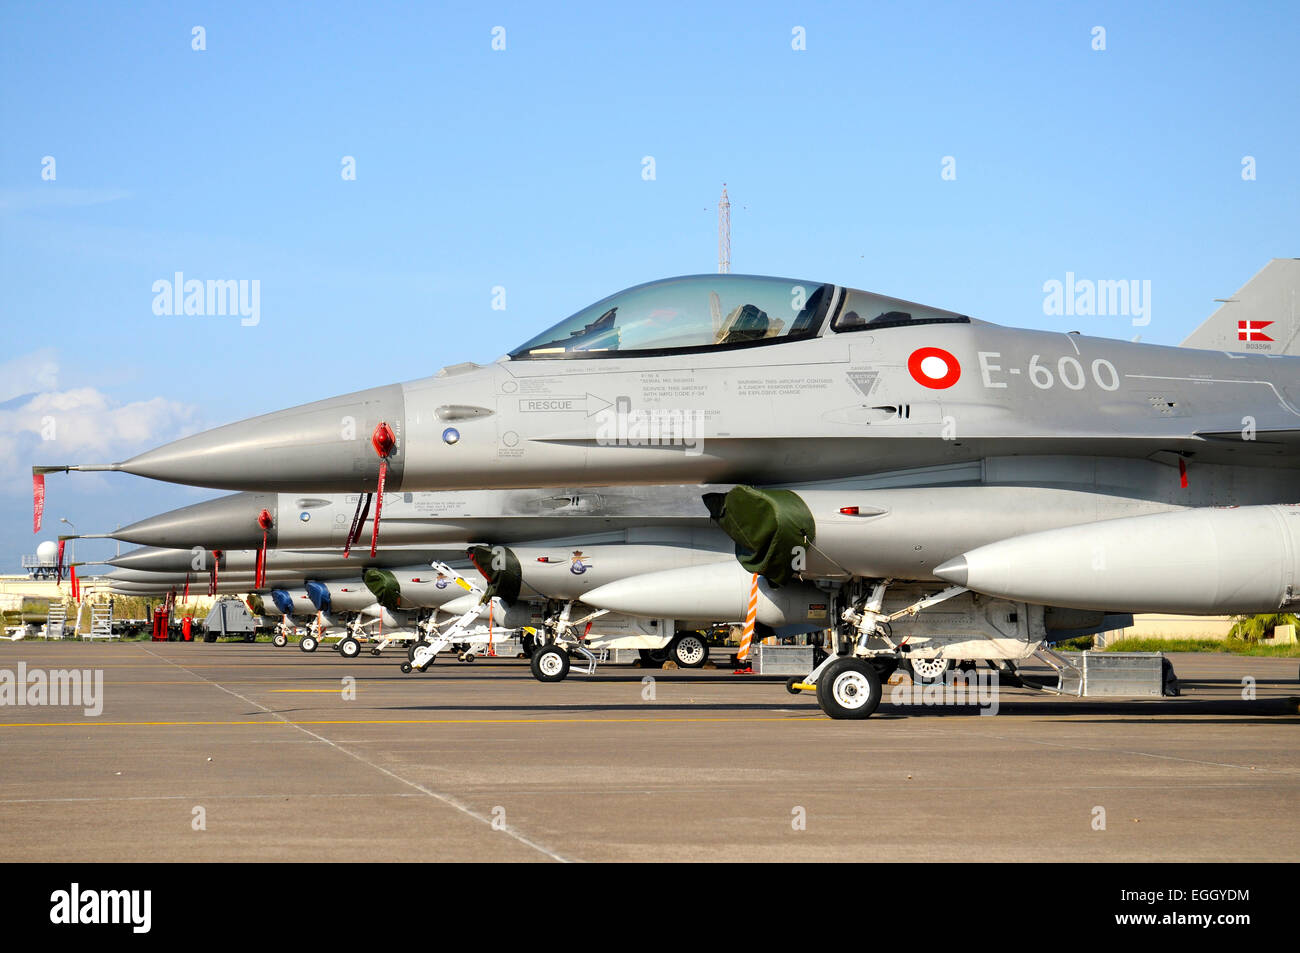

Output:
xmin=0 ymin=715 xmax=823 ymax=728
xmin=0 ymin=680 xmax=398 ymax=687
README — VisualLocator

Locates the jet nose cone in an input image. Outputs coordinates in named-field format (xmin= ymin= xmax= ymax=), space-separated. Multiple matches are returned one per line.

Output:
xmin=118 ymin=383 xmax=406 ymax=492
xmin=108 ymin=547 xmax=195 ymax=572
xmin=103 ymin=567 xmax=183 ymax=587
xmin=114 ymin=492 xmax=278 ymax=548
xmin=932 ymin=556 xmax=969 ymax=586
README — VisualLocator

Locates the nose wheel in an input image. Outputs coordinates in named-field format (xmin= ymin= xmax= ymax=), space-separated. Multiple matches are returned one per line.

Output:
xmin=299 ymin=634 xmax=319 ymax=653
xmin=815 ymin=657 xmax=882 ymax=720
xmin=530 ymin=645 xmax=571 ymax=682
xmin=338 ymin=637 xmax=361 ymax=659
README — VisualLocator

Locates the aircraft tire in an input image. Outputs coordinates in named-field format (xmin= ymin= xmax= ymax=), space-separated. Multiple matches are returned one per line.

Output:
xmin=907 ymin=657 xmax=950 ymax=683
xmin=816 ymin=657 xmax=882 ymax=720
xmin=407 ymin=639 xmax=430 ymax=664
xmin=670 ymin=632 xmax=709 ymax=668
xmin=531 ymin=645 xmax=570 ymax=683
xmin=272 ymin=633 xmax=287 ymax=648
xmin=338 ymin=637 xmax=361 ymax=659
xmin=300 ymin=634 xmax=318 ymax=653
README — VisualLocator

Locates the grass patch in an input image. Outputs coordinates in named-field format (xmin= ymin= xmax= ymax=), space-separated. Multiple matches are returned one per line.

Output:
xmin=1101 ymin=637 xmax=1300 ymax=657
xmin=1048 ymin=636 xmax=1096 ymax=652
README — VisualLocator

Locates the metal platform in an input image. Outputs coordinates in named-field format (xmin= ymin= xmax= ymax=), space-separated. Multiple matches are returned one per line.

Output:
xmin=1042 ymin=649 xmax=1172 ymax=697
xmin=754 ymin=644 xmax=815 ymax=675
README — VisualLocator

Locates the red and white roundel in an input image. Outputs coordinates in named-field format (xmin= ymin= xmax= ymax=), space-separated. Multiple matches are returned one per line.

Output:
xmin=907 ymin=347 xmax=961 ymax=389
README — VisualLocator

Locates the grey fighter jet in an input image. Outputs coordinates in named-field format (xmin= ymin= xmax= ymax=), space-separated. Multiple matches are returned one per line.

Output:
xmin=42 ymin=260 xmax=1300 ymax=719
xmin=38 ymin=261 xmax=1300 ymax=497
xmin=71 ymin=485 xmax=723 ymax=551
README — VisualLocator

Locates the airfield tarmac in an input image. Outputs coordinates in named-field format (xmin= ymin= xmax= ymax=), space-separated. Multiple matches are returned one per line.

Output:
xmin=0 ymin=641 xmax=1296 ymax=862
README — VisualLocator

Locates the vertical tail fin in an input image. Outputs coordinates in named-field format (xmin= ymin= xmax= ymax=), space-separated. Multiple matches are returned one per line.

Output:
xmin=1181 ymin=258 xmax=1300 ymax=354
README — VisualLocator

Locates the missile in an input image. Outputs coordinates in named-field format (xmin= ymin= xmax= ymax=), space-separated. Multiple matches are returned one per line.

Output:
xmin=580 ymin=560 xmax=831 ymax=631
xmin=933 ymin=504 xmax=1300 ymax=613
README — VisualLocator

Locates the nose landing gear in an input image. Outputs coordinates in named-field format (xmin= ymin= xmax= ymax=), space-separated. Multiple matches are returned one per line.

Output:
xmin=788 ymin=580 xmax=968 ymax=720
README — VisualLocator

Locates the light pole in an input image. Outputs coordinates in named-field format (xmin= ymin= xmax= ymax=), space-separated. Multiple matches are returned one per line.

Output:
xmin=59 ymin=518 xmax=75 ymax=569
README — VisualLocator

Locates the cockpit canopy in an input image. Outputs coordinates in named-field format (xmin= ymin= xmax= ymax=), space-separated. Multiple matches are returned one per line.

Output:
xmin=508 ymin=274 xmax=968 ymax=360
xmin=509 ymin=275 xmax=832 ymax=359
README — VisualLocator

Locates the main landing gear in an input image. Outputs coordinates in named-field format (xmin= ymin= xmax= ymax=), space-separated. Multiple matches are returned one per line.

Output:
xmin=636 ymin=632 xmax=711 ymax=670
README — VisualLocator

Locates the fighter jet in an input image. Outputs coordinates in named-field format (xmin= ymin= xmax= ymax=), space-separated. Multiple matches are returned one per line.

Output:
xmin=41 ymin=260 xmax=1300 ymax=718
xmin=62 ymin=485 xmax=722 ymax=554
xmin=107 ymin=545 xmax=460 ymax=575
xmin=38 ymin=262 xmax=1300 ymax=497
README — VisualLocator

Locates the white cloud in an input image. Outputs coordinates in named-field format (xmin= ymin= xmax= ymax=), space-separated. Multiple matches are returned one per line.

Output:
xmin=0 ymin=348 xmax=60 ymax=402
xmin=0 ymin=351 xmax=199 ymax=487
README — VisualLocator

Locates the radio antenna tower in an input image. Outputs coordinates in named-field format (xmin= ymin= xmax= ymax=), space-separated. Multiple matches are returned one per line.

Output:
xmin=718 ymin=184 xmax=731 ymax=274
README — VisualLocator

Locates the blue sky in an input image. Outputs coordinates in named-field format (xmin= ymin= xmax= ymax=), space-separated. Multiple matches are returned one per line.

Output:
xmin=1 ymin=1 xmax=1297 ymax=570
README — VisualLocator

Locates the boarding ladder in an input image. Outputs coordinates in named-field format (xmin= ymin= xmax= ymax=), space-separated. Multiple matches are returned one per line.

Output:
xmin=88 ymin=602 xmax=115 ymax=641
xmin=44 ymin=604 xmax=67 ymax=639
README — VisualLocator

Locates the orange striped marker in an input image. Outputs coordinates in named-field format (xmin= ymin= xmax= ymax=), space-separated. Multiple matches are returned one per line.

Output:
xmin=737 ymin=573 xmax=759 ymax=663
